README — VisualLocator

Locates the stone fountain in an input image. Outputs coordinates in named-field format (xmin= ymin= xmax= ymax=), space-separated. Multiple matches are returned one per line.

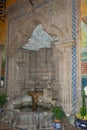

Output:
xmin=2 ymin=85 xmax=58 ymax=130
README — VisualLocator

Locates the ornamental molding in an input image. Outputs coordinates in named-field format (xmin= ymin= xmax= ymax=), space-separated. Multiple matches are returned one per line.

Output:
xmin=55 ymin=40 xmax=76 ymax=50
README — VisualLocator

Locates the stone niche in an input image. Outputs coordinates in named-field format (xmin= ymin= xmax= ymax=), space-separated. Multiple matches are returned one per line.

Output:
xmin=6 ymin=0 xmax=81 ymax=114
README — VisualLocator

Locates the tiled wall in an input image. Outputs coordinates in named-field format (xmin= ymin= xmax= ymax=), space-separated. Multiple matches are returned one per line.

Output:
xmin=72 ymin=0 xmax=77 ymax=114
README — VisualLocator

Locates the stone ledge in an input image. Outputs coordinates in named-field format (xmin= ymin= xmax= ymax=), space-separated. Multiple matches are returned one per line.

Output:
xmin=55 ymin=39 xmax=76 ymax=49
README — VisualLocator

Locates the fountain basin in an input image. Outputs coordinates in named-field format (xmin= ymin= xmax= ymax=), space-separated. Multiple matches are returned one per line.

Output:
xmin=2 ymin=95 xmax=57 ymax=129
xmin=13 ymin=111 xmax=53 ymax=129
xmin=3 ymin=109 xmax=53 ymax=130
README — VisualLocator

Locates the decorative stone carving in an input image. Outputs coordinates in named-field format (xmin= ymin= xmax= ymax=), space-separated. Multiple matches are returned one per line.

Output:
xmin=6 ymin=0 xmax=81 ymax=115
xmin=7 ymin=0 xmax=73 ymax=49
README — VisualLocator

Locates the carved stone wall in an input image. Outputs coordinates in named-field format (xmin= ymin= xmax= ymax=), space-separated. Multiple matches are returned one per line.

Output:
xmin=8 ymin=0 xmax=72 ymax=49
xmin=6 ymin=0 xmax=81 ymax=114
xmin=52 ymin=41 xmax=75 ymax=113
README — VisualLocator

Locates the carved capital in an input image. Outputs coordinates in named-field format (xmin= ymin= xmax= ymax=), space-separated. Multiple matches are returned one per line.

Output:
xmin=55 ymin=39 xmax=76 ymax=50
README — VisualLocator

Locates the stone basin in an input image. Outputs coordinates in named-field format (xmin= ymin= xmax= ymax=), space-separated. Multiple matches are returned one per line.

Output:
xmin=2 ymin=94 xmax=57 ymax=130
xmin=3 ymin=109 xmax=53 ymax=130
xmin=12 ymin=111 xmax=53 ymax=130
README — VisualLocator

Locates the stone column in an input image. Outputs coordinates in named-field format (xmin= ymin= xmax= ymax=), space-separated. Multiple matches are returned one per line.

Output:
xmin=53 ymin=40 xmax=75 ymax=114
xmin=60 ymin=48 xmax=72 ymax=114
xmin=7 ymin=49 xmax=19 ymax=99
xmin=16 ymin=50 xmax=26 ymax=95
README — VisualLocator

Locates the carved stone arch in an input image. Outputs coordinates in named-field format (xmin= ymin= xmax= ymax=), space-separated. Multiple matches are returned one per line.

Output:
xmin=10 ymin=19 xmax=41 ymax=49
xmin=11 ymin=19 xmax=59 ymax=50
xmin=33 ymin=24 xmax=68 ymax=44
xmin=21 ymin=19 xmax=41 ymax=34
xmin=49 ymin=24 xmax=68 ymax=41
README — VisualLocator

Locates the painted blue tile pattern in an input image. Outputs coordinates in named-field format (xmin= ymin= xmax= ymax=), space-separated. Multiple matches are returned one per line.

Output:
xmin=72 ymin=0 xmax=76 ymax=40
xmin=72 ymin=45 xmax=77 ymax=113
xmin=72 ymin=0 xmax=77 ymax=114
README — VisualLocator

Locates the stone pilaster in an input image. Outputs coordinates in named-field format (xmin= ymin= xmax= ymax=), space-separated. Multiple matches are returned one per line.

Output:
xmin=7 ymin=49 xmax=20 ymax=99
xmin=53 ymin=40 xmax=75 ymax=114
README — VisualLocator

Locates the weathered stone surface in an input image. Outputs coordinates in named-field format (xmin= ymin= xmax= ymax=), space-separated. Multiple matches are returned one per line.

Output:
xmin=6 ymin=0 xmax=81 ymax=115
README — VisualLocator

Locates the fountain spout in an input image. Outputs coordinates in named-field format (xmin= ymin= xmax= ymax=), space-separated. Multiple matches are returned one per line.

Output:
xmin=27 ymin=91 xmax=43 ymax=111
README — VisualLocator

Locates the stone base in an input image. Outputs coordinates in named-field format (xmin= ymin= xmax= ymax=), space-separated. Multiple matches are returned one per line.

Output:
xmin=2 ymin=110 xmax=54 ymax=130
